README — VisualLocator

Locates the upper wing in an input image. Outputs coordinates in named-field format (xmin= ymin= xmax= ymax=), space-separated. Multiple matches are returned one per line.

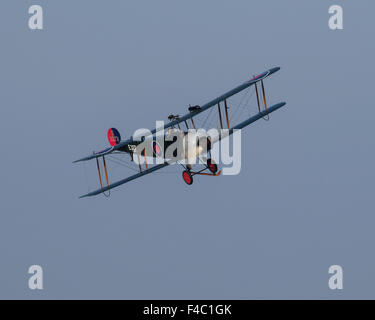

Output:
xmin=150 ymin=66 xmax=280 ymax=134
xmin=73 ymin=67 xmax=280 ymax=163
xmin=79 ymin=162 xmax=170 ymax=198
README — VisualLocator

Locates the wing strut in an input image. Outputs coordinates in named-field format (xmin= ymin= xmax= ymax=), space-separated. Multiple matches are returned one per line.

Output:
xmin=217 ymin=102 xmax=223 ymax=129
xmin=255 ymin=82 xmax=261 ymax=113
xmin=95 ymin=155 xmax=110 ymax=197
xmin=191 ymin=118 xmax=196 ymax=129
xmin=184 ymin=120 xmax=189 ymax=130
xmin=224 ymin=99 xmax=230 ymax=129
xmin=143 ymin=149 xmax=148 ymax=170
xmin=255 ymin=80 xmax=270 ymax=121
xmin=136 ymin=153 xmax=142 ymax=172
xmin=103 ymin=156 xmax=110 ymax=187
xmin=261 ymin=80 xmax=268 ymax=112
xmin=95 ymin=157 xmax=102 ymax=188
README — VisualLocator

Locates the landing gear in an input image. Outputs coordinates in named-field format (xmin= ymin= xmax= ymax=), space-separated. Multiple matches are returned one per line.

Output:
xmin=206 ymin=137 xmax=212 ymax=152
xmin=207 ymin=159 xmax=218 ymax=174
xmin=181 ymin=158 xmax=219 ymax=185
xmin=182 ymin=170 xmax=193 ymax=185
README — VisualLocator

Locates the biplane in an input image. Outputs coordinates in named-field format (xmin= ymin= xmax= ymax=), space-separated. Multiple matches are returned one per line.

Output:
xmin=74 ymin=67 xmax=286 ymax=198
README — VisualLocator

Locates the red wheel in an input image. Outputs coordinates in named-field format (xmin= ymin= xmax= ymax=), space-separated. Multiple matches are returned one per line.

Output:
xmin=207 ymin=159 xmax=218 ymax=174
xmin=182 ymin=170 xmax=193 ymax=185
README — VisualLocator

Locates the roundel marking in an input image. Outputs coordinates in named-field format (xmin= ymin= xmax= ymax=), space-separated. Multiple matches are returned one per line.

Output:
xmin=107 ymin=128 xmax=121 ymax=146
xmin=153 ymin=141 xmax=162 ymax=156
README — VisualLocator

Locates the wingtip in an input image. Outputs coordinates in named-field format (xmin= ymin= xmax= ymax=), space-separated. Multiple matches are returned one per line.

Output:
xmin=275 ymin=101 xmax=286 ymax=109
xmin=78 ymin=189 xmax=103 ymax=198
xmin=269 ymin=66 xmax=281 ymax=75
xmin=73 ymin=157 xmax=86 ymax=164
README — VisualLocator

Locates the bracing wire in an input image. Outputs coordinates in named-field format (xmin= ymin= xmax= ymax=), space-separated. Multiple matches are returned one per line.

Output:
xmin=107 ymin=155 xmax=139 ymax=172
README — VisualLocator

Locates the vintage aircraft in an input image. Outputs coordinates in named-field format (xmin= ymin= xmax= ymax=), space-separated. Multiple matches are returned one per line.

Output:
xmin=74 ymin=67 xmax=286 ymax=198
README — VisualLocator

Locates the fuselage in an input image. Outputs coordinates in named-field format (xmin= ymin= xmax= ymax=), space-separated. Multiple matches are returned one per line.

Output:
xmin=118 ymin=129 xmax=210 ymax=163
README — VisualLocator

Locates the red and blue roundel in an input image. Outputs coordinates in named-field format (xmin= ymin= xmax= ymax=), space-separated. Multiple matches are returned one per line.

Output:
xmin=153 ymin=141 xmax=162 ymax=157
xmin=107 ymin=128 xmax=121 ymax=146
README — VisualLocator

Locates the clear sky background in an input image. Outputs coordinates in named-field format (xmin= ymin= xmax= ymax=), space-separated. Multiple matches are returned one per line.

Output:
xmin=0 ymin=0 xmax=374 ymax=299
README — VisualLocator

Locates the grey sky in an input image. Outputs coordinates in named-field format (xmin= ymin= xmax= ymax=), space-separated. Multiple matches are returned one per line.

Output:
xmin=0 ymin=0 xmax=374 ymax=299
